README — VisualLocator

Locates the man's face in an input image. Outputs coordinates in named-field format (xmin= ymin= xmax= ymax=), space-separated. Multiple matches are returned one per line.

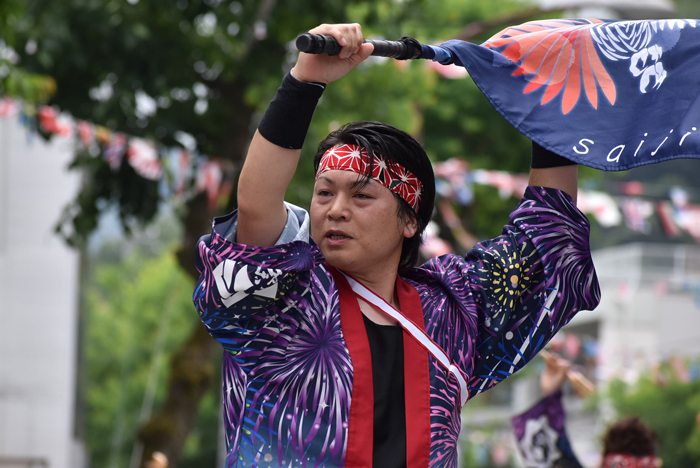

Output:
xmin=309 ymin=170 xmax=415 ymax=276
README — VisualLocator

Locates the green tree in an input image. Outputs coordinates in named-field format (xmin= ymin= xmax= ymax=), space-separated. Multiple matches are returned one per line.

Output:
xmin=86 ymin=228 xmax=222 ymax=468
xmin=607 ymin=373 xmax=700 ymax=468
xmin=0 ymin=0 xmax=55 ymax=103
xmin=675 ymin=0 xmax=700 ymax=18
xmin=9 ymin=0 xmax=552 ymax=464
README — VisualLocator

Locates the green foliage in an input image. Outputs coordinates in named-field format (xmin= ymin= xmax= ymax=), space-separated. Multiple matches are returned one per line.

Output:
xmin=0 ymin=0 xmax=56 ymax=103
xmin=179 ymin=385 xmax=221 ymax=468
xmin=607 ymin=374 xmax=700 ymax=468
xmin=85 ymin=240 xmax=217 ymax=467
xmin=459 ymin=427 xmax=517 ymax=468
xmin=0 ymin=65 xmax=56 ymax=103
xmin=424 ymin=78 xmax=530 ymax=171
xmin=688 ymin=391 xmax=700 ymax=461
xmin=674 ymin=0 xmax=700 ymax=18
xmin=56 ymin=148 xmax=161 ymax=247
xmin=11 ymin=0 xmax=546 ymax=244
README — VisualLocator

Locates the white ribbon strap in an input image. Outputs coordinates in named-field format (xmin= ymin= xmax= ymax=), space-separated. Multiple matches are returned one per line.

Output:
xmin=340 ymin=271 xmax=470 ymax=407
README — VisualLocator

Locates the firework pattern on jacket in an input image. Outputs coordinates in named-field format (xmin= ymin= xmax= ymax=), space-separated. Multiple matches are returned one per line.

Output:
xmin=193 ymin=186 xmax=600 ymax=468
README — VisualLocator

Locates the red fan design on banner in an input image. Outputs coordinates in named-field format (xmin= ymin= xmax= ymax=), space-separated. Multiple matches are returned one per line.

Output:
xmin=485 ymin=18 xmax=614 ymax=114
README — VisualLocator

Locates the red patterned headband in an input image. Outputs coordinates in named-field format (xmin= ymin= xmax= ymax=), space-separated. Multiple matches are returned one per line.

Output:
xmin=316 ymin=143 xmax=424 ymax=211
xmin=603 ymin=454 xmax=662 ymax=468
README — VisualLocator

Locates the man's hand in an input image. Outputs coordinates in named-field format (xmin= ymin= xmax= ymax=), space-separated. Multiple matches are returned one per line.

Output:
xmin=292 ymin=23 xmax=374 ymax=84
xmin=540 ymin=350 xmax=571 ymax=396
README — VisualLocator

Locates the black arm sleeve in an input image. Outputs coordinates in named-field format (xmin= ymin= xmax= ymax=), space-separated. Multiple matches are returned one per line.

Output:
xmin=531 ymin=142 xmax=577 ymax=168
xmin=257 ymin=72 xmax=325 ymax=150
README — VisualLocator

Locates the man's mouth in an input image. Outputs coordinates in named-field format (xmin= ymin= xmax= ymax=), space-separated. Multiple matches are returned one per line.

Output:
xmin=329 ymin=234 xmax=349 ymax=240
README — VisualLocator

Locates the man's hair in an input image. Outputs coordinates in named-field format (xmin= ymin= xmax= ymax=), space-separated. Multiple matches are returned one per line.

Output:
xmin=314 ymin=121 xmax=435 ymax=275
xmin=602 ymin=416 xmax=658 ymax=458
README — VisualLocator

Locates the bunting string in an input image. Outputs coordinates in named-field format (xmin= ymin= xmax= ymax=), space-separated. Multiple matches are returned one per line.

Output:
xmin=0 ymin=95 xmax=231 ymax=209
xmin=5 ymin=95 xmax=700 ymax=243
xmin=429 ymin=158 xmax=700 ymax=253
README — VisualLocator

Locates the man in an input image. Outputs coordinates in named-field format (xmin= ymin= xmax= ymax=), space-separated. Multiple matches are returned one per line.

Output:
xmin=513 ymin=352 xmax=661 ymax=468
xmin=193 ymin=23 xmax=600 ymax=467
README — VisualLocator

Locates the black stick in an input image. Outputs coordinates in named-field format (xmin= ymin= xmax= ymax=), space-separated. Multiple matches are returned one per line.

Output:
xmin=295 ymin=33 xmax=423 ymax=60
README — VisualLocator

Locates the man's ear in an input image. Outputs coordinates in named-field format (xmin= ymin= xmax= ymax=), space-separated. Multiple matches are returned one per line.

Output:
xmin=402 ymin=215 xmax=418 ymax=239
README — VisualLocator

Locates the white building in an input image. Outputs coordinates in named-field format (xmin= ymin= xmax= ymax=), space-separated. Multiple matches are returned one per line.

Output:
xmin=582 ymin=243 xmax=700 ymax=379
xmin=0 ymin=111 xmax=85 ymax=468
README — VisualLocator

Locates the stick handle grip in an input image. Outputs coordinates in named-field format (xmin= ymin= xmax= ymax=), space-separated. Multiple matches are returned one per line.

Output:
xmin=295 ymin=33 xmax=422 ymax=60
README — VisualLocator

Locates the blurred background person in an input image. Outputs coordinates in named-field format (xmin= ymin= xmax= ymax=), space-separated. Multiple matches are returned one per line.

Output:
xmin=513 ymin=351 xmax=661 ymax=468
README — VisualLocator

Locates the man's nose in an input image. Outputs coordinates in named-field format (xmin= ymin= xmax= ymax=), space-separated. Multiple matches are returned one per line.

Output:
xmin=327 ymin=194 xmax=350 ymax=220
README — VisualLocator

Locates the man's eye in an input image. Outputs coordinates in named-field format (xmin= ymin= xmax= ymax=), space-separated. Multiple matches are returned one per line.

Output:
xmin=354 ymin=193 xmax=371 ymax=199
xmin=317 ymin=190 xmax=332 ymax=196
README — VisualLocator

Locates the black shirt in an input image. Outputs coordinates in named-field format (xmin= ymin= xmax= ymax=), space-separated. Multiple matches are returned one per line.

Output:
xmin=362 ymin=313 xmax=407 ymax=468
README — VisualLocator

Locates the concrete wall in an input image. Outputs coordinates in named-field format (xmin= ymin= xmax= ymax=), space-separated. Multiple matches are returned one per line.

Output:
xmin=0 ymin=113 xmax=82 ymax=467
xmin=585 ymin=243 xmax=700 ymax=382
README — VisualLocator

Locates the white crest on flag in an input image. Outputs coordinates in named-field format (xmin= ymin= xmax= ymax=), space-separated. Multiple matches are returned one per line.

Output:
xmin=519 ymin=415 xmax=561 ymax=468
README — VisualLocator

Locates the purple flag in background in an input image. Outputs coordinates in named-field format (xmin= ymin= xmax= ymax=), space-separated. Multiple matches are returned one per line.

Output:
xmin=439 ymin=19 xmax=700 ymax=171
xmin=511 ymin=390 xmax=583 ymax=468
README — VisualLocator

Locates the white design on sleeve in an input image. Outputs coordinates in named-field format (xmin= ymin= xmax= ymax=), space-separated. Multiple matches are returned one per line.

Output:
xmin=213 ymin=260 xmax=283 ymax=308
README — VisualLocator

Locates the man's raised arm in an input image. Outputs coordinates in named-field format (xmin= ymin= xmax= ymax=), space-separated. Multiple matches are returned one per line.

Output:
xmin=236 ymin=24 xmax=373 ymax=247
xmin=528 ymin=142 xmax=578 ymax=204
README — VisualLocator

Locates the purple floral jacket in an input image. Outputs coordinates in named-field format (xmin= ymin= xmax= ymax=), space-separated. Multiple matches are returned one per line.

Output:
xmin=193 ymin=186 xmax=600 ymax=468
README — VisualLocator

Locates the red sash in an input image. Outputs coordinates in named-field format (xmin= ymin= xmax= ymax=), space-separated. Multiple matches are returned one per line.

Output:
xmin=329 ymin=266 xmax=431 ymax=468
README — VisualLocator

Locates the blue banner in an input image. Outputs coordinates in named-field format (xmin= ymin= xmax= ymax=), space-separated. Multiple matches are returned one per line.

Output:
xmin=440 ymin=19 xmax=700 ymax=171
